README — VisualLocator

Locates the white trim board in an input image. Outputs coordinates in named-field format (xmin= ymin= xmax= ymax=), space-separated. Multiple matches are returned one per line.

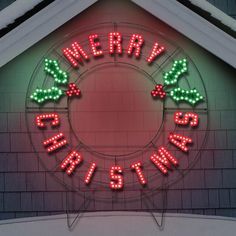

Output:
xmin=131 ymin=0 xmax=236 ymax=69
xmin=0 ymin=0 xmax=236 ymax=68
xmin=0 ymin=0 xmax=98 ymax=68
xmin=189 ymin=0 xmax=236 ymax=31
xmin=0 ymin=212 xmax=236 ymax=236
xmin=0 ymin=0 xmax=43 ymax=30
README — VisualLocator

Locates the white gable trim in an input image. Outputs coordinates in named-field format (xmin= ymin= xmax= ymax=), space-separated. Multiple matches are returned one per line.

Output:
xmin=189 ymin=0 xmax=236 ymax=31
xmin=0 ymin=0 xmax=236 ymax=68
xmin=0 ymin=0 xmax=43 ymax=30
xmin=0 ymin=0 xmax=97 ymax=68
xmin=131 ymin=0 xmax=236 ymax=69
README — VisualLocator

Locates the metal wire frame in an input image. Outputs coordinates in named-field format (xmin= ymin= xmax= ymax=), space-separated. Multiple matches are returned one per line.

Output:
xmin=24 ymin=22 xmax=209 ymax=229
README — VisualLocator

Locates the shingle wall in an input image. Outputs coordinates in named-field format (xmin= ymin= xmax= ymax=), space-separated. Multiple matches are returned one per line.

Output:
xmin=0 ymin=0 xmax=236 ymax=220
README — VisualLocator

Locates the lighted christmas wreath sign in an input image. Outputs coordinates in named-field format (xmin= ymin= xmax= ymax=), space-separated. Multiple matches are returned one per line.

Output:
xmin=26 ymin=23 xmax=208 ymax=200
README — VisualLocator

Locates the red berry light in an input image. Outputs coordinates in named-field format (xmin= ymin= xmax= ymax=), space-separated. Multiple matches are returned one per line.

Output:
xmin=66 ymin=83 xmax=81 ymax=97
xmin=151 ymin=84 xmax=166 ymax=99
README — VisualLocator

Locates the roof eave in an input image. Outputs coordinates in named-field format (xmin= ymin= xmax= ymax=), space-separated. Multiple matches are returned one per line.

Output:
xmin=132 ymin=0 xmax=236 ymax=69
xmin=0 ymin=0 xmax=236 ymax=69
xmin=0 ymin=0 xmax=98 ymax=68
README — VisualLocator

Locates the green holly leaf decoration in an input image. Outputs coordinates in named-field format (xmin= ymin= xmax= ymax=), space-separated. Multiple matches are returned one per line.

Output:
xmin=44 ymin=59 xmax=68 ymax=85
xmin=164 ymin=59 xmax=187 ymax=86
xmin=30 ymin=86 xmax=64 ymax=104
xmin=169 ymin=87 xmax=204 ymax=105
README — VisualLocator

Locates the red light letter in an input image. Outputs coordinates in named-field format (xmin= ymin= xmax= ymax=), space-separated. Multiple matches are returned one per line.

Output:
xmin=61 ymin=150 xmax=82 ymax=175
xmin=147 ymin=42 xmax=165 ymax=63
xmin=84 ymin=162 xmax=96 ymax=184
xmin=127 ymin=34 xmax=144 ymax=58
xmin=36 ymin=113 xmax=60 ymax=128
xmin=168 ymin=133 xmax=192 ymax=152
xmin=130 ymin=161 xmax=146 ymax=185
xmin=89 ymin=34 xmax=103 ymax=57
xmin=174 ymin=111 xmax=199 ymax=127
xmin=150 ymin=147 xmax=178 ymax=174
xmin=43 ymin=132 xmax=67 ymax=153
xmin=110 ymin=166 xmax=123 ymax=190
xmin=109 ymin=32 xmax=122 ymax=54
xmin=62 ymin=42 xmax=89 ymax=67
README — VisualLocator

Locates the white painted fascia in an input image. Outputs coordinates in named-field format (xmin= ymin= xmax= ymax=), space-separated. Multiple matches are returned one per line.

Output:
xmin=0 ymin=0 xmax=236 ymax=69
xmin=189 ymin=0 xmax=236 ymax=31
xmin=132 ymin=0 xmax=236 ymax=69
xmin=0 ymin=0 xmax=97 ymax=68
xmin=0 ymin=0 xmax=43 ymax=30
xmin=0 ymin=212 xmax=236 ymax=236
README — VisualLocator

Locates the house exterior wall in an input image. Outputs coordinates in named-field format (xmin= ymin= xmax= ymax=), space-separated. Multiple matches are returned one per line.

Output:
xmin=0 ymin=0 xmax=236 ymax=222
